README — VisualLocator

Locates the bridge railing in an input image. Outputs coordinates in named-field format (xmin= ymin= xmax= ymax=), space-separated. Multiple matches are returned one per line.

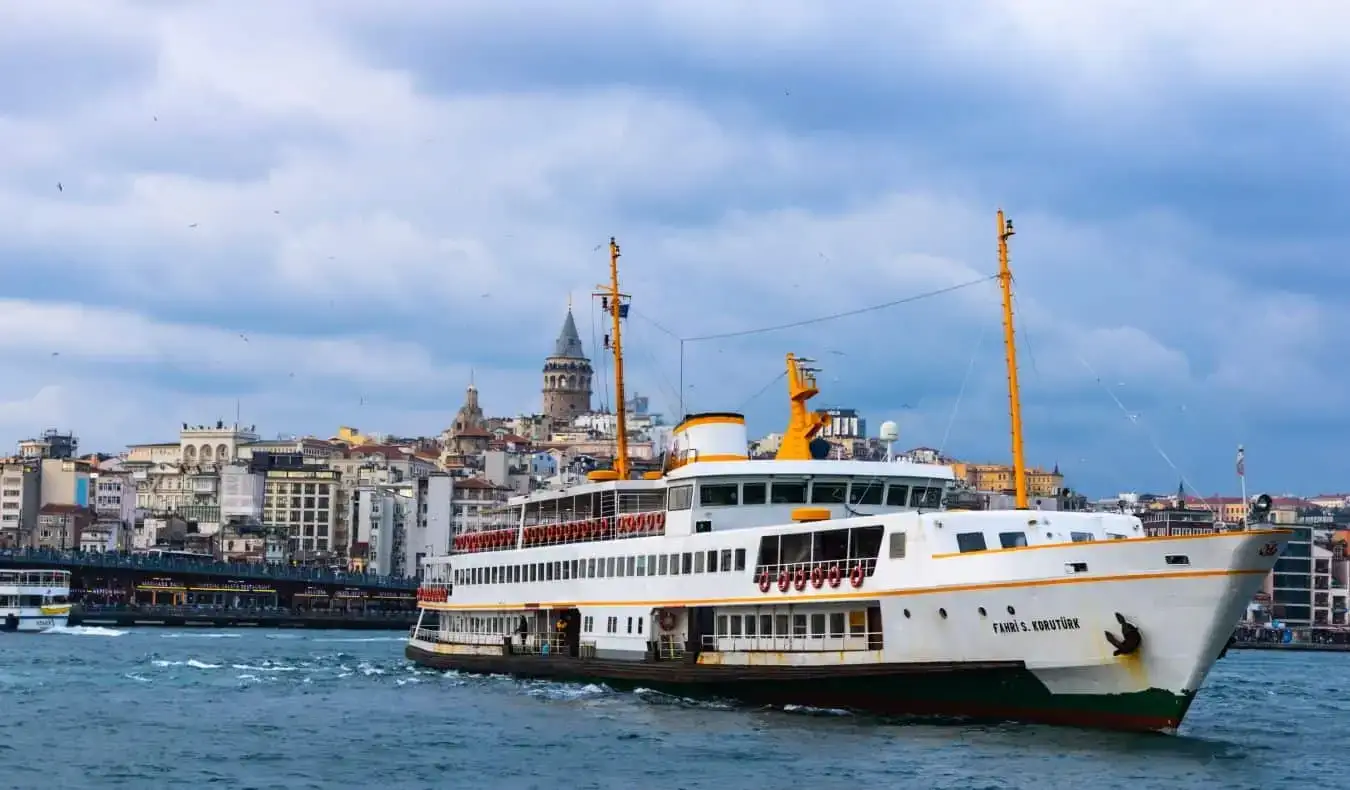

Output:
xmin=0 ymin=548 xmax=417 ymax=589
xmin=77 ymin=604 xmax=416 ymax=620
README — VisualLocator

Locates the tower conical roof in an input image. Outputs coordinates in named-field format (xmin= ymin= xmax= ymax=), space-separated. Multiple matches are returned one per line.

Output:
xmin=553 ymin=309 xmax=586 ymax=359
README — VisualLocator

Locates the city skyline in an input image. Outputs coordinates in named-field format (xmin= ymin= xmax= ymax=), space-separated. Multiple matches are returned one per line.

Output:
xmin=2 ymin=3 xmax=1347 ymax=496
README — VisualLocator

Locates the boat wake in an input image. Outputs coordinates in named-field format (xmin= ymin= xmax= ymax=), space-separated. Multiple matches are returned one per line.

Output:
xmin=42 ymin=625 xmax=126 ymax=637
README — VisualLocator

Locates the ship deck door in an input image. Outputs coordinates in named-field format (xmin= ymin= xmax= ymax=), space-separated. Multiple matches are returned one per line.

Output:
xmin=867 ymin=605 xmax=883 ymax=650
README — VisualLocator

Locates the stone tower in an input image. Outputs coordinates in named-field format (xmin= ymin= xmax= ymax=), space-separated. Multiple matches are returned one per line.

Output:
xmin=542 ymin=307 xmax=593 ymax=422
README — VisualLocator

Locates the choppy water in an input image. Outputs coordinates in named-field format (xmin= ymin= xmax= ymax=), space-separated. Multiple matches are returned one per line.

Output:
xmin=0 ymin=628 xmax=1342 ymax=789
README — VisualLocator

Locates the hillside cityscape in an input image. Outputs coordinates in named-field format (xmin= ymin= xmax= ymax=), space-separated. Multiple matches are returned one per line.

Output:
xmin=2 ymin=308 xmax=1343 ymax=630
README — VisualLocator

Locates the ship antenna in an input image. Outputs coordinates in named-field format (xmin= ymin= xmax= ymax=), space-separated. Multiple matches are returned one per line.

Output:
xmin=596 ymin=237 xmax=630 ymax=480
xmin=997 ymin=209 xmax=1028 ymax=509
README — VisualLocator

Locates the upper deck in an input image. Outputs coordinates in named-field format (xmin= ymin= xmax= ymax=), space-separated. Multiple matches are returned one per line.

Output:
xmin=0 ymin=569 xmax=71 ymax=590
xmin=451 ymin=456 xmax=957 ymax=556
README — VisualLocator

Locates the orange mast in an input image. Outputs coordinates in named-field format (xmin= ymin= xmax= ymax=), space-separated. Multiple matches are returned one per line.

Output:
xmin=997 ymin=209 xmax=1028 ymax=509
xmin=596 ymin=237 xmax=630 ymax=480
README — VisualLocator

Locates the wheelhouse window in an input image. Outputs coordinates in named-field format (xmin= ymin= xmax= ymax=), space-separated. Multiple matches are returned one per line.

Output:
xmin=848 ymin=480 xmax=885 ymax=506
xmin=770 ymin=481 xmax=807 ymax=504
xmin=700 ymin=483 xmax=739 ymax=507
xmin=885 ymin=484 xmax=910 ymax=507
xmin=742 ymin=482 xmax=768 ymax=505
xmin=1071 ymin=531 xmax=1095 ymax=543
xmin=910 ymin=486 xmax=942 ymax=509
xmin=956 ymin=532 xmax=988 ymax=553
xmin=668 ymin=485 xmax=693 ymax=510
xmin=810 ymin=480 xmax=848 ymax=504
xmin=998 ymin=531 xmax=1028 ymax=548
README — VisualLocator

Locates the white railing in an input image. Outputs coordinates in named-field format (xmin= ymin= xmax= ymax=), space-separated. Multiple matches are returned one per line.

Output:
xmin=702 ymin=632 xmax=880 ymax=653
xmin=410 ymin=627 xmax=571 ymax=654
xmin=0 ymin=570 xmax=71 ymax=588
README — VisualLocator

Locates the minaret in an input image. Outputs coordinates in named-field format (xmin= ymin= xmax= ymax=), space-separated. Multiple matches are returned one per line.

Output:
xmin=542 ymin=305 xmax=593 ymax=422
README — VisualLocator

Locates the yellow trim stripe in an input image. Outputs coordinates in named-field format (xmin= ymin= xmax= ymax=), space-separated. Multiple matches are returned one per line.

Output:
xmin=929 ymin=527 xmax=1292 ymax=559
xmin=418 ymin=567 xmax=1267 ymax=612
xmin=673 ymin=415 xmax=745 ymax=433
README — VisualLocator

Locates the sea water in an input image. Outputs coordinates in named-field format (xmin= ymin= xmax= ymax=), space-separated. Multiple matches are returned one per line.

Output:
xmin=0 ymin=628 xmax=1342 ymax=789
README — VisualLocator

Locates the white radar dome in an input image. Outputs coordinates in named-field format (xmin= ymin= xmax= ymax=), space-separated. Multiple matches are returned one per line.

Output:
xmin=879 ymin=421 xmax=899 ymax=441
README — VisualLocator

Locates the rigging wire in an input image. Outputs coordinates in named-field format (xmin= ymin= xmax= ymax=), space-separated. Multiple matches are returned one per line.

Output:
xmin=1076 ymin=353 xmax=1219 ymax=517
xmin=677 ymin=275 xmax=998 ymax=343
xmin=734 ymin=370 xmax=787 ymax=414
xmin=588 ymin=297 xmax=610 ymax=413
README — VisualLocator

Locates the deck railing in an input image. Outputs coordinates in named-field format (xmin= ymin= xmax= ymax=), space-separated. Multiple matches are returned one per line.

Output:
xmin=452 ymin=509 xmax=668 ymax=554
xmin=409 ymin=627 xmax=570 ymax=654
xmin=749 ymin=559 xmax=879 ymax=591
xmin=701 ymin=632 xmax=879 ymax=653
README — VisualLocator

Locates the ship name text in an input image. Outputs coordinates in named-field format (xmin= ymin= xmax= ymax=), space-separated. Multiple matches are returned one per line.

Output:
xmin=991 ymin=616 xmax=1081 ymax=635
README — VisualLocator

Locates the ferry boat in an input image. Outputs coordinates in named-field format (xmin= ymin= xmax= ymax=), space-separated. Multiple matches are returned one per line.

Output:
xmin=0 ymin=569 xmax=72 ymax=633
xmin=407 ymin=222 xmax=1290 ymax=733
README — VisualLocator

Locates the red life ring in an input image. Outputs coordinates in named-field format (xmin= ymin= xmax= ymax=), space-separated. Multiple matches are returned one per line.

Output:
xmin=827 ymin=564 xmax=842 ymax=588
xmin=810 ymin=566 xmax=824 ymax=589
xmin=757 ymin=571 xmax=771 ymax=593
xmin=849 ymin=563 xmax=865 ymax=588
xmin=793 ymin=568 xmax=807 ymax=591
xmin=655 ymin=512 xmax=667 ymax=532
xmin=645 ymin=512 xmax=658 ymax=532
xmin=658 ymin=609 xmax=677 ymax=631
xmin=777 ymin=571 xmax=790 ymax=592
xmin=547 ymin=525 xmax=558 ymax=542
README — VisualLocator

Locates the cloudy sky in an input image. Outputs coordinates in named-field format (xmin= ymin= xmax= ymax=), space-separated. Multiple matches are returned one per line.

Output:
xmin=1 ymin=1 xmax=1345 ymax=497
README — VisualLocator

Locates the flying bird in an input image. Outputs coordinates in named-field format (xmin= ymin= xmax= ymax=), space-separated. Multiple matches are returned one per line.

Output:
xmin=56 ymin=183 xmax=62 ymax=192
xmin=238 ymin=333 xmax=248 ymax=342
xmin=188 ymin=223 xmax=198 ymax=228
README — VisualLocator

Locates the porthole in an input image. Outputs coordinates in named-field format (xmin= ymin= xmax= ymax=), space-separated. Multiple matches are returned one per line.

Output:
xmin=1007 ymin=606 xmax=1016 ymax=615
xmin=939 ymin=608 xmax=948 ymax=619
xmin=978 ymin=607 xmax=987 ymax=617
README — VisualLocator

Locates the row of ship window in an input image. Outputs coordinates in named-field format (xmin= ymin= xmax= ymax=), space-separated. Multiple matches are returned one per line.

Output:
xmin=715 ymin=610 xmax=867 ymax=639
xmin=456 ymin=547 xmax=749 ymax=586
xmin=581 ymin=615 xmax=643 ymax=635
xmin=954 ymin=530 xmax=1126 ymax=553
xmin=668 ymin=479 xmax=944 ymax=510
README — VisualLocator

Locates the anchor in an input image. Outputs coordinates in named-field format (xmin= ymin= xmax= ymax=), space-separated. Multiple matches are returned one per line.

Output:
xmin=1104 ymin=612 xmax=1142 ymax=656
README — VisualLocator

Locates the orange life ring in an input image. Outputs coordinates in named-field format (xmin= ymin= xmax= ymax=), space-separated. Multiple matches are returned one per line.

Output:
xmin=849 ymin=563 xmax=865 ymax=588
xmin=757 ymin=571 xmax=771 ymax=593
xmin=810 ymin=566 xmax=824 ymax=589
xmin=793 ymin=568 xmax=807 ymax=591
xmin=777 ymin=570 xmax=790 ymax=592
xmin=827 ymin=564 xmax=842 ymax=588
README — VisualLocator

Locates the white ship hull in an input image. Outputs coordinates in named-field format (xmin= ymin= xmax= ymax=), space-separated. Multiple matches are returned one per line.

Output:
xmin=410 ymin=508 xmax=1288 ymax=733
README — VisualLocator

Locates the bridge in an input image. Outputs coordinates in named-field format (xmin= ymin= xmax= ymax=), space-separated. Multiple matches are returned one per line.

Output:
xmin=0 ymin=548 xmax=417 ymax=590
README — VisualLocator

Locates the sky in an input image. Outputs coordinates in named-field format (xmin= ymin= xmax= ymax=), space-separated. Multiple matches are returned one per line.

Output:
xmin=1 ymin=0 xmax=1347 ymax=498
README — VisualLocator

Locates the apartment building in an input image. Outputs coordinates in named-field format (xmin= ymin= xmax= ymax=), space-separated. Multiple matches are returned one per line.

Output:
xmin=263 ymin=468 xmax=338 ymax=560
xmin=0 ymin=461 xmax=40 ymax=547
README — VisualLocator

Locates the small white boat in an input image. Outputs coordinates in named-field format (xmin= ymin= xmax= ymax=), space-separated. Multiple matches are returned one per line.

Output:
xmin=0 ymin=569 xmax=72 ymax=632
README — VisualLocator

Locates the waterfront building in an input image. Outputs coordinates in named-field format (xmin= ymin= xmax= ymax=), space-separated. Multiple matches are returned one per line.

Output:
xmin=0 ymin=460 xmax=40 ymax=547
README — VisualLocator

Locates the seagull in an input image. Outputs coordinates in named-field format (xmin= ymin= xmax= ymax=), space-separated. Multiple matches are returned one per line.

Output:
xmin=273 ymin=210 xmax=280 ymax=215
xmin=56 ymin=182 xmax=62 ymax=192
xmin=51 ymin=352 xmax=59 ymax=357
xmin=238 ymin=333 xmax=248 ymax=342
xmin=188 ymin=223 xmax=198 ymax=228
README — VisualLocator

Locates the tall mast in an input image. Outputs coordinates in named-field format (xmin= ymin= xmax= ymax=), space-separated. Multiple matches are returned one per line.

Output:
xmin=997 ymin=209 xmax=1028 ymax=509
xmin=597 ymin=237 xmax=630 ymax=480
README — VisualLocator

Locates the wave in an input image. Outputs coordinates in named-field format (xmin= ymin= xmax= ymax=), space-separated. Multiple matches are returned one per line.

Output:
xmin=161 ymin=633 xmax=241 ymax=639
xmin=42 ymin=625 xmax=126 ymax=637
xmin=312 ymin=637 xmax=404 ymax=643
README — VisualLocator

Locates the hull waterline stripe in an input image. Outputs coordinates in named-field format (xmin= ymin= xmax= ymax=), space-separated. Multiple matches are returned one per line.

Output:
xmin=418 ymin=567 xmax=1268 ymax=612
